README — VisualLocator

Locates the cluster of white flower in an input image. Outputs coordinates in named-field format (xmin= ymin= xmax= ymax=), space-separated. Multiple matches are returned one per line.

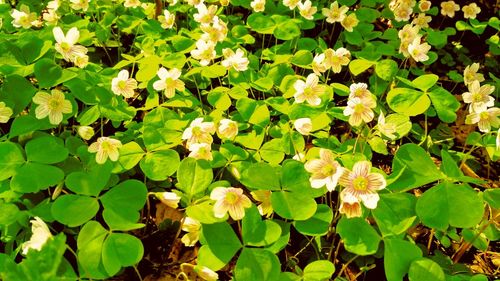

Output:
xmin=462 ymin=64 xmax=499 ymax=133
xmin=398 ymin=23 xmax=431 ymax=62
xmin=343 ymin=83 xmax=377 ymax=127
xmin=304 ymin=149 xmax=386 ymax=218
xmin=440 ymin=1 xmax=481 ymax=20
xmin=43 ymin=0 xmax=60 ymax=25
xmin=10 ymin=5 xmax=41 ymax=29
xmin=312 ymin=47 xmax=351 ymax=75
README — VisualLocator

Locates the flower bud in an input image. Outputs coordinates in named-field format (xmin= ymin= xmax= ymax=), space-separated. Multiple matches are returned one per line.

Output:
xmin=218 ymin=119 xmax=238 ymax=139
xmin=78 ymin=126 xmax=94 ymax=140
xmin=294 ymin=118 xmax=312 ymax=135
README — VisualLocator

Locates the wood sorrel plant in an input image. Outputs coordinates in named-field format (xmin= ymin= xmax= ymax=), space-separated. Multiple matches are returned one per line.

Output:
xmin=0 ymin=0 xmax=498 ymax=280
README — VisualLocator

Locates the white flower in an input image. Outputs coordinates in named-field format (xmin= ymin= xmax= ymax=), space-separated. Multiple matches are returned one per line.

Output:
xmin=412 ymin=13 xmax=431 ymax=28
xmin=32 ymin=89 xmax=72 ymax=125
xmin=200 ymin=16 xmax=228 ymax=43
xmin=42 ymin=9 xmax=60 ymax=25
xmin=218 ymin=119 xmax=238 ymax=139
xmin=408 ymin=36 xmax=431 ymax=62
xmin=322 ymin=1 xmax=349 ymax=23
xmin=462 ymin=81 xmax=495 ymax=113
xmin=339 ymin=197 xmax=362 ymax=218
xmin=188 ymin=142 xmax=213 ymax=161
xmin=112 ymin=69 xmax=137 ymax=98
xmin=194 ymin=265 xmax=219 ymax=281
xmin=153 ymin=67 xmax=185 ymax=98
xmin=294 ymin=118 xmax=313 ymax=135
xmin=124 ymin=0 xmax=142 ymax=8
xmin=21 ymin=217 xmax=53 ymax=255
xmin=311 ymin=53 xmax=328 ymax=75
xmin=73 ymin=53 xmax=89 ymax=68
xmin=159 ymin=191 xmax=181 ymax=208
xmin=349 ymin=82 xmax=372 ymax=101
xmin=70 ymin=0 xmax=90 ymax=11
xmin=0 ymin=102 xmax=13 ymax=123
xmin=10 ymin=5 xmax=38 ymax=29
xmin=465 ymin=107 xmax=500 ymax=133
xmin=182 ymin=117 xmax=216 ymax=149
xmin=462 ymin=3 xmax=480 ymax=19
xmin=250 ymin=190 xmax=273 ymax=218
xmin=221 ymin=48 xmax=249 ymax=72
xmin=193 ymin=4 xmax=217 ymax=25
xmin=440 ymin=1 xmax=459 ymax=18
xmin=250 ymin=0 xmax=265 ymax=12
xmin=294 ymin=73 xmax=323 ymax=106
xmin=393 ymin=6 xmax=413 ymax=22
xmin=463 ymin=63 xmax=485 ymax=86
xmin=398 ymin=24 xmax=420 ymax=56
xmin=304 ymin=148 xmax=343 ymax=191
xmin=159 ymin=9 xmax=175 ymax=29
xmin=190 ymin=39 xmax=216 ymax=66
xmin=339 ymin=161 xmax=386 ymax=209
xmin=343 ymin=97 xmax=376 ymax=127
xmin=77 ymin=126 xmax=95 ymax=140
xmin=341 ymin=13 xmax=359 ymax=32
xmin=298 ymin=0 xmax=317 ymax=20
xmin=210 ymin=187 xmax=252 ymax=220
xmin=283 ymin=0 xmax=300 ymax=10
xmin=88 ymin=137 xmax=123 ymax=164
xmin=47 ymin=0 xmax=60 ymax=10
xmin=181 ymin=217 xmax=201 ymax=246
xmin=418 ymin=0 xmax=431 ymax=12
xmin=324 ymin=47 xmax=350 ymax=73
xmin=377 ymin=113 xmax=397 ymax=139
xmin=53 ymin=27 xmax=88 ymax=62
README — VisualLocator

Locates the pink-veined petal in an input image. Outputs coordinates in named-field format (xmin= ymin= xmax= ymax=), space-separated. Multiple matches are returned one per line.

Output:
xmin=359 ymin=192 xmax=379 ymax=209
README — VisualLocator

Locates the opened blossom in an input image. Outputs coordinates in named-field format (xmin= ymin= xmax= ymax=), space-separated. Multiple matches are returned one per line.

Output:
xmin=251 ymin=190 xmax=273 ymax=218
xmin=88 ymin=137 xmax=123 ymax=164
xmin=412 ymin=13 xmax=431 ymax=29
xmin=217 ymin=119 xmax=238 ymax=139
xmin=440 ymin=1 xmax=459 ymax=18
xmin=21 ymin=217 xmax=53 ymax=255
xmin=182 ymin=117 xmax=216 ymax=149
xmin=304 ymin=148 xmax=343 ymax=191
xmin=465 ymin=107 xmax=500 ymax=133
xmin=408 ymin=36 xmax=431 ymax=62
xmin=250 ymin=0 xmax=265 ymax=12
xmin=221 ymin=48 xmax=249 ymax=72
xmin=418 ymin=0 xmax=431 ymax=12
xmin=153 ymin=67 xmax=185 ymax=98
xmin=463 ymin=63 xmax=485 ymax=86
xmin=190 ymin=39 xmax=216 ymax=66
xmin=343 ymin=97 xmax=376 ymax=127
xmin=294 ymin=73 xmax=323 ymax=106
xmin=349 ymin=83 xmax=372 ymax=101
xmin=298 ymin=0 xmax=317 ymax=20
xmin=283 ymin=0 xmax=300 ymax=10
xmin=462 ymin=81 xmax=495 ymax=113
xmin=311 ymin=53 xmax=328 ymax=75
xmin=339 ymin=161 xmax=386 ymax=209
xmin=193 ymin=4 xmax=217 ymax=25
xmin=159 ymin=9 xmax=175 ymax=29
xmin=70 ymin=0 xmax=90 ymax=11
xmin=11 ymin=5 xmax=38 ymax=29
xmin=200 ymin=16 xmax=228 ymax=42
xmin=462 ymin=3 xmax=480 ymax=19
xmin=341 ymin=13 xmax=359 ymax=32
xmin=324 ymin=48 xmax=350 ymax=73
xmin=210 ymin=187 xmax=252 ymax=220
xmin=33 ymin=89 xmax=72 ymax=125
xmin=188 ymin=142 xmax=213 ymax=161
xmin=322 ymin=1 xmax=348 ymax=23
xmin=294 ymin=118 xmax=313 ymax=135
xmin=53 ymin=27 xmax=88 ymax=62
xmin=112 ymin=70 xmax=137 ymax=98
xmin=0 ymin=102 xmax=13 ymax=123
xmin=181 ymin=217 xmax=201 ymax=247
xmin=124 ymin=0 xmax=142 ymax=8
xmin=393 ymin=5 xmax=413 ymax=22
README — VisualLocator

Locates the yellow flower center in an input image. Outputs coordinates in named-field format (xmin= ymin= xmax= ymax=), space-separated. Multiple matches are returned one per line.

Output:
xmin=303 ymin=87 xmax=315 ymax=98
xmin=321 ymin=164 xmax=336 ymax=176
xmin=479 ymin=111 xmax=489 ymax=120
xmin=354 ymin=103 xmax=366 ymax=113
xmin=60 ymin=42 xmax=71 ymax=52
xmin=48 ymin=98 xmax=62 ymax=111
xmin=472 ymin=93 xmax=483 ymax=102
xmin=118 ymin=80 xmax=127 ymax=90
xmin=225 ymin=192 xmax=239 ymax=204
xmin=353 ymin=176 xmax=368 ymax=191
